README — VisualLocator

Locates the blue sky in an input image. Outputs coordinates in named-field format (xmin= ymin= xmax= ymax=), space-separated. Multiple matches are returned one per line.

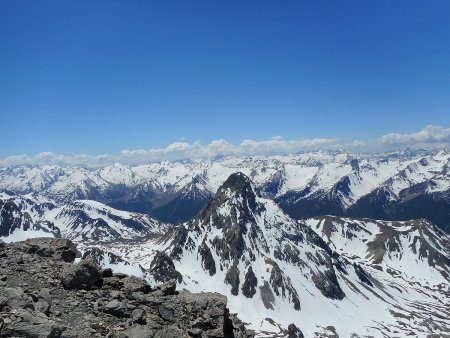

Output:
xmin=0 ymin=0 xmax=449 ymax=161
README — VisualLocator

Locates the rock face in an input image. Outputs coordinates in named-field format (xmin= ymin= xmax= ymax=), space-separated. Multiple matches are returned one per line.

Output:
xmin=0 ymin=238 xmax=254 ymax=338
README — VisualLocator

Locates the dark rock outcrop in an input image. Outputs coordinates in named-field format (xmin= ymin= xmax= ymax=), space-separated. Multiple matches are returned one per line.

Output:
xmin=199 ymin=241 xmax=216 ymax=276
xmin=149 ymin=251 xmax=183 ymax=283
xmin=241 ymin=267 xmax=257 ymax=298
xmin=288 ymin=323 xmax=305 ymax=338
xmin=225 ymin=264 xmax=240 ymax=296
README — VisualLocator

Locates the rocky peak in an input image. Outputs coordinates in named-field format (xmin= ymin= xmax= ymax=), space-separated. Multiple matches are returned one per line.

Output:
xmin=198 ymin=172 xmax=261 ymax=226
xmin=215 ymin=172 xmax=257 ymax=203
xmin=192 ymin=173 xmax=266 ymax=262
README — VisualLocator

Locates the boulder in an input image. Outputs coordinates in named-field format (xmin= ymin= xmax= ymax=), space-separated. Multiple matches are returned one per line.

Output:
xmin=120 ymin=325 xmax=155 ymax=338
xmin=157 ymin=279 xmax=177 ymax=296
xmin=60 ymin=258 xmax=102 ymax=290
xmin=158 ymin=303 xmax=175 ymax=322
xmin=123 ymin=275 xmax=151 ymax=293
xmin=131 ymin=308 xmax=145 ymax=323
xmin=103 ymin=299 xmax=130 ymax=317
xmin=0 ymin=287 xmax=34 ymax=311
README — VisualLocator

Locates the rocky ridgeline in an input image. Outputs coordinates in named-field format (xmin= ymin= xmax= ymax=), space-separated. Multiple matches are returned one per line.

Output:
xmin=0 ymin=238 xmax=254 ymax=338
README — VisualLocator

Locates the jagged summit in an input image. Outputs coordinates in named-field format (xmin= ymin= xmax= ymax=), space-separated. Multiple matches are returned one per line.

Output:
xmin=208 ymin=172 xmax=258 ymax=214
xmin=219 ymin=172 xmax=254 ymax=193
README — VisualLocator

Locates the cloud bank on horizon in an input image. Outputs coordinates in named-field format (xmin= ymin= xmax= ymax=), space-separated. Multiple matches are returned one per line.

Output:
xmin=2 ymin=125 xmax=449 ymax=167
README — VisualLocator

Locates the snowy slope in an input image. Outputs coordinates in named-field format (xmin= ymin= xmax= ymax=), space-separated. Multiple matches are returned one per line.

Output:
xmin=305 ymin=215 xmax=450 ymax=335
xmin=0 ymin=192 xmax=168 ymax=242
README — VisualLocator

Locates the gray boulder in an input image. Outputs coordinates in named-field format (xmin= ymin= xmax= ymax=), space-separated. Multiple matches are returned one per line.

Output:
xmin=60 ymin=258 xmax=102 ymax=290
xmin=0 ymin=287 xmax=34 ymax=311
xmin=120 ymin=325 xmax=155 ymax=338
xmin=156 ymin=279 xmax=177 ymax=296
xmin=132 ymin=308 xmax=145 ymax=323
xmin=103 ymin=299 xmax=130 ymax=317
xmin=123 ymin=275 xmax=151 ymax=293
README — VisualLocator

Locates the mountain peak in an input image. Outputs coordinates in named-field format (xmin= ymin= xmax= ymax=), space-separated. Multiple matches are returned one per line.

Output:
xmin=198 ymin=172 xmax=258 ymax=224
xmin=216 ymin=172 xmax=257 ymax=199
xmin=221 ymin=172 xmax=252 ymax=188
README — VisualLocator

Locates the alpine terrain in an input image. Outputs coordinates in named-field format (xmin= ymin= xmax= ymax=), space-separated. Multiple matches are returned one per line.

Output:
xmin=1 ymin=149 xmax=449 ymax=232
xmin=1 ymin=169 xmax=449 ymax=337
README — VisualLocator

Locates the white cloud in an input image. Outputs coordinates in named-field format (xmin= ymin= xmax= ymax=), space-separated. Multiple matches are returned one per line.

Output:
xmin=339 ymin=125 xmax=450 ymax=152
xmin=379 ymin=125 xmax=450 ymax=145
xmin=1 ymin=125 xmax=449 ymax=167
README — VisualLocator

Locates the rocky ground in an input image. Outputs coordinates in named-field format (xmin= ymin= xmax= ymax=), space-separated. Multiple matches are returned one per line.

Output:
xmin=0 ymin=237 xmax=257 ymax=338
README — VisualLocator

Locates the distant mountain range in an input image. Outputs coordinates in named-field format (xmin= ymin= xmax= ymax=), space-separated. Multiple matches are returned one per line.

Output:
xmin=1 ymin=149 xmax=449 ymax=231
xmin=1 ymin=170 xmax=450 ymax=336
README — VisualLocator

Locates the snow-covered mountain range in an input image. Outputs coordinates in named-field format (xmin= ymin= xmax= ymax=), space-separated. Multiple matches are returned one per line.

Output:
xmin=0 ymin=191 xmax=167 ymax=242
xmin=1 ymin=149 xmax=449 ymax=231
xmin=1 ymin=172 xmax=449 ymax=336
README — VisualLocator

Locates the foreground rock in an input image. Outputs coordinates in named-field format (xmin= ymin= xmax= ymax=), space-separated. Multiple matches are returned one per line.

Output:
xmin=60 ymin=258 xmax=102 ymax=290
xmin=0 ymin=238 xmax=254 ymax=338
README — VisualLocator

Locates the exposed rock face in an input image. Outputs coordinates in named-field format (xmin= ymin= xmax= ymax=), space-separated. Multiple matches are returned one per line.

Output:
xmin=0 ymin=238 xmax=254 ymax=338
xmin=225 ymin=264 xmax=240 ymax=296
xmin=199 ymin=240 xmax=216 ymax=276
xmin=267 ymin=259 xmax=300 ymax=310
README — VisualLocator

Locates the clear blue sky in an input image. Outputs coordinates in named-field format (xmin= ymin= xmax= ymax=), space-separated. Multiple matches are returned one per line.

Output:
xmin=1 ymin=0 xmax=449 ymax=158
